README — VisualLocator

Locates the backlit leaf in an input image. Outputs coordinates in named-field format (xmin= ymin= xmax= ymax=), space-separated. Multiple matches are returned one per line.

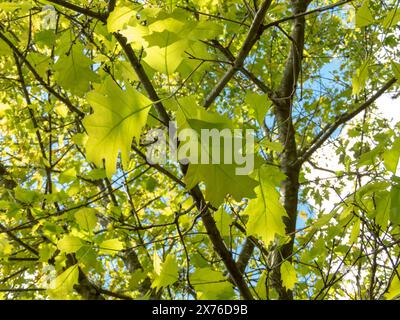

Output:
xmin=83 ymin=77 xmax=152 ymax=177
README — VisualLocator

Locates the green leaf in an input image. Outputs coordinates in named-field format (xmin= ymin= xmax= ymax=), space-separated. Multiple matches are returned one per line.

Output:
xmin=143 ymin=38 xmax=188 ymax=75
xmin=385 ymin=269 xmax=400 ymax=300
xmin=0 ymin=2 xmax=33 ymax=13
xmin=75 ymin=208 xmax=98 ymax=232
xmin=190 ymin=268 xmax=234 ymax=300
xmin=355 ymin=1 xmax=374 ymax=28
xmin=392 ymin=61 xmax=400 ymax=80
xmin=352 ymin=60 xmax=369 ymax=96
xmin=83 ymin=168 xmax=107 ymax=181
xmin=177 ymin=96 xmax=258 ymax=207
xmin=26 ymin=52 xmax=52 ymax=80
xmin=57 ymin=235 xmax=83 ymax=254
xmin=15 ymin=187 xmax=39 ymax=204
xmin=349 ymin=218 xmax=361 ymax=244
xmin=356 ymin=145 xmax=384 ymax=168
xmin=119 ymin=23 xmax=149 ymax=50
xmin=107 ymin=6 xmax=135 ymax=33
xmin=59 ymin=167 xmax=77 ymax=184
xmin=47 ymin=265 xmax=79 ymax=299
xmin=375 ymin=191 xmax=391 ymax=229
xmin=54 ymin=44 xmax=98 ymax=96
xmin=83 ymin=77 xmax=152 ymax=177
xmin=243 ymin=165 xmax=288 ymax=245
xmin=245 ymin=91 xmax=269 ymax=125
xmin=98 ymin=238 xmax=124 ymax=255
xmin=254 ymin=271 xmax=267 ymax=299
xmin=382 ymin=137 xmax=400 ymax=174
xmin=382 ymin=9 xmax=400 ymax=29
xmin=280 ymin=261 xmax=297 ymax=290
xmin=187 ymin=21 xmax=223 ymax=41
xmin=214 ymin=206 xmax=233 ymax=237
xmin=148 ymin=17 xmax=186 ymax=34
xmin=263 ymin=140 xmax=284 ymax=153
xmin=390 ymin=184 xmax=400 ymax=225
xmin=0 ymin=235 xmax=12 ymax=256
xmin=152 ymin=254 xmax=179 ymax=289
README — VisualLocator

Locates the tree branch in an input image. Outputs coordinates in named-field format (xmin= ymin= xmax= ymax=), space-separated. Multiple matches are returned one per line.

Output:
xmin=298 ymin=77 xmax=398 ymax=165
xmin=262 ymin=0 xmax=353 ymax=30
xmin=203 ymin=0 xmax=273 ymax=109
xmin=46 ymin=0 xmax=107 ymax=21
xmin=0 ymin=28 xmax=85 ymax=118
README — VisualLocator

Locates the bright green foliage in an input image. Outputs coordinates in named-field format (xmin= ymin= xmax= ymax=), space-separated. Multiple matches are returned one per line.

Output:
xmin=98 ymin=239 xmax=124 ymax=255
xmin=75 ymin=208 xmax=98 ymax=232
xmin=0 ymin=235 xmax=12 ymax=257
xmin=352 ymin=59 xmax=370 ymax=96
xmin=382 ymin=137 xmax=400 ymax=173
xmin=382 ymin=9 xmax=400 ymax=29
xmin=244 ymin=165 xmax=287 ymax=245
xmin=386 ymin=271 xmax=400 ymax=300
xmin=393 ymin=62 xmax=400 ymax=79
xmin=390 ymin=184 xmax=400 ymax=224
xmin=54 ymin=44 xmax=99 ymax=96
xmin=190 ymin=268 xmax=234 ymax=299
xmin=58 ymin=235 xmax=83 ymax=254
xmin=0 ymin=0 xmax=400 ymax=302
xmin=144 ymin=39 xmax=189 ymax=75
xmin=47 ymin=265 xmax=79 ymax=299
xmin=254 ymin=271 xmax=267 ymax=299
xmin=176 ymin=96 xmax=258 ymax=207
xmin=355 ymin=1 xmax=374 ymax=28
xmin=280 ymin=261 xmax=297 ymax=291
xmin=83 ymin=78 xmax=152 ymax=177
xmin=107 ymin=6 xmax=136 ymax=33
xmin=245 ymin=91 xmax=270 ymax=126
xmin=214 ymin=206 xmax=233 ymax=237
xmin=152 ymin=254 xmax=179 ymax=290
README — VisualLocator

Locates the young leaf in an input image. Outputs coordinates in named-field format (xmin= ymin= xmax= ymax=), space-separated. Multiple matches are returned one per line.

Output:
xmin=254 ymin=271 xmax=267 ymax=299
xmin=107 ymin=6 xmax=135 ymax=33
xmin=382 ymin=137 xmax=400 ymax=173
xmin=75 ymin=208 xmax=98 ymax=232
xmin=375 ymin=191 xmax=391 ymax=229
xmin=143 ymin=39 xmax=188 ymax=75
xmin=152 ymin=254 xmax=179 ymax=289
xmin=120 ymin=23 xmax=149 ymax=49
xmin=390 ymin=184 xmax=400 ymax=225
xmin=47 ymin=265 xmax=79 ymax=298
xmin=392 ymin=61 xmax=400 ymax=80
xmin=245 ymin=91 xmax=270 ymax=125
xmin=382 ymin=9 xmax=400 ymax=29
xmin=57 ymin=235 xmax=83 ymax=254
xmin=83 ymin=77 xmax=152 ymax=177
xmin=355 ymin=1 xmax=374 ymax=28
xmin=280 ymin=261 xmax=297 ymax=290
xmin=54 ymin=44 xmax=98 ymax=96
xmin=349 ymin=218 xmax=361 ymax=244
xmin=177 ymin=96 xmax=258 ymax=207
xmin=214 ymin=206 xmax=233 ymax=237
xmin=190 ymin=268 xmax=234 ymax=300
xmin=385 ymin=270 xmax=400 ymax=300
xmin=98 ymin=238 xmax=124 ymax=255
xmin=243 ymin=165 xmax=288 ymax=245
xmin=352 ymin=60 xmax=369 ymax=96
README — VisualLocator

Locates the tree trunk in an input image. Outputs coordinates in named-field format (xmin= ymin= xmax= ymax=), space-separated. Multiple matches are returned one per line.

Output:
xmin=270 ymin=0 xmax=309 ymax=300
